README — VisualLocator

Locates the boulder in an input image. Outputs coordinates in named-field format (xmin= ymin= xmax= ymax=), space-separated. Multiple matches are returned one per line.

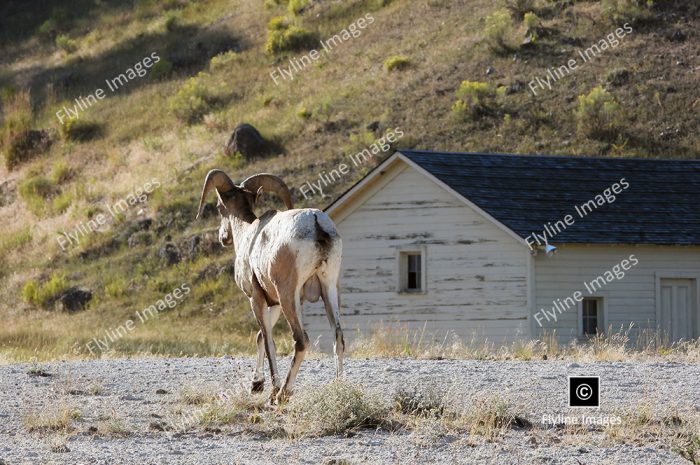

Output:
xmin=224 ymin=123 xmax=269 ymax=159
xmin=56 ymin=287 xmax=92 ymax=313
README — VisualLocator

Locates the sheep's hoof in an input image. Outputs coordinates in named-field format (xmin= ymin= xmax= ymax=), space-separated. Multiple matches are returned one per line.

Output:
xmin=275 ymin=388 xmax=292 ymax=405
xmin=250 ymin=379 xmax=265 ymax=393
xmin=268 ymin=386 xmax=281 ymax=406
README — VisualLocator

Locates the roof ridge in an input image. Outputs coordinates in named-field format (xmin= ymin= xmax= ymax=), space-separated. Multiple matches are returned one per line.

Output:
xmin=398 ymin=149 xmax=700 ymax=163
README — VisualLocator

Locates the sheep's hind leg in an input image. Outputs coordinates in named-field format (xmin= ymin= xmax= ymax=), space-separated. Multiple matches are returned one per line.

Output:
xmin=251 ymin=330 xmax=265 ymax=393
xmin=277 ymin=287 xmax=309 ymax=404
xmin=321 ymin=280 xmax=345 ymax=378
xmin=250 ymin=305 xmax=281 ymax=393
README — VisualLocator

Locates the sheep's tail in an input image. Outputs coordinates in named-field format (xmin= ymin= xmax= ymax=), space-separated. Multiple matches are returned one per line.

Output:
xmin=314 ymin=213 xmax=333 ymax=261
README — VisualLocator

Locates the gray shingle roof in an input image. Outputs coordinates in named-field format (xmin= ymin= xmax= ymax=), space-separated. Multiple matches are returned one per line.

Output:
xmin=399 ymin=150 xmax=700 ymax=245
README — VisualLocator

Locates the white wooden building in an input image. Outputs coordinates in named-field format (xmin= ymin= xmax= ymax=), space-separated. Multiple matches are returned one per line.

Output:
xmin=304 ymin=150 xmax=700 ymax=347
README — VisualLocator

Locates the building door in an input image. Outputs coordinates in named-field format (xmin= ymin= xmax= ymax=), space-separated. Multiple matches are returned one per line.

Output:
xmin=659 ymin=279 xmax=697 ymax=342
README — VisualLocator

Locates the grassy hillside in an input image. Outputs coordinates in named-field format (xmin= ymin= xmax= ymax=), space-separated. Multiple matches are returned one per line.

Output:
xmin=0 ymin=0 xmax=698 ymax=361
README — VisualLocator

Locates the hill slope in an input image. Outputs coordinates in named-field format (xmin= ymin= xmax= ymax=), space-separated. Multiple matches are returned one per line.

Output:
xmin=0 ymin=0 xmax=698 ymax=361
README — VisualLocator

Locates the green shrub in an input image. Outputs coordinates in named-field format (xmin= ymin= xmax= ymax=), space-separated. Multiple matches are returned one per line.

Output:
xmin=59 ymin=118 xmax=102 ymax=141
xmin=37 ymin=18 xmax=59 ymax=38
xmin=52 ymin=191 xmax=73 ymax=214
xmin=504 ymin=0 xmax=535 ymax=20
xmin=1 ymin=90 xmax=49 ymax=169
xmin=55 ymin=34 xmax=77 ymax=53
xmin=523 ymin=11 xmax=542 ymax=38
xmin=265 ymin=23 xmax=318 ymax=54
xmin=209 ymin=50 xmax=238 ymax=70
xmin=288 ymin=0 xmax=309 ymax=15
xmin=105 ymin=277 xmax=129 ymax=299
xmin=22 ymin=273 xmax=68 ymax=308
xmin=485 ymin=9 xmax=514 ymax=52
xmin=0 ymin=227 xmax=32 ymax=259
xmin=19 ymin=175 xmax=56 ymax=215
xmin=164 ymin=11 xmax=180 ymax=31
xmin=267 ymin=16 xmax=288 ymax=31
xmin=606 ymin=68 xmax=631 ymax=87
xmin=37 ymin=8 xmax=67 ymax=39
xmin=575 ymin=87 xmax=622 ymax=140
xmin=51 ymin=161 xmax=73 ymax=184
xmin=384 ymin=55 xmax=411 ymax=72
xmin=168 ymin=73 xmax=216 ymax=124
xmin=602 ymin=0 xmax=654 ymax=25
xmin=452 ymin=81 xmax=503 ymax=120
xmin=150 ymin=58 xmax=173 ymax=80
xmin=297 ymin=106 xmax=311 ymax=119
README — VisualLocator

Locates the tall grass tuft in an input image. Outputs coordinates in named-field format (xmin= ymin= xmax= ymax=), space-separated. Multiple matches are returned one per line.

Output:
xmin=284 ymin=380 xmax=389 ymax=437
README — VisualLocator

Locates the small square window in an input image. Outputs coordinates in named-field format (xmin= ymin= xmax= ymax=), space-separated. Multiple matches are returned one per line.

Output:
xmin=398 ymin=249 xmax=425 ymax=293
xmin=581 ymin=298 xmax=603 ymax=336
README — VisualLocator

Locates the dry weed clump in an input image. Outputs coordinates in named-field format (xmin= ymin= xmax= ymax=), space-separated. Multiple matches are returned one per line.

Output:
xmin=449 ymin=396 xmax=521 ymax=440
xmin=23 ymin=404 xmax=81 ymax=433
xmin=284 ymin=379 xmax=390 ymax=438
xmin=605 ymin=402 xmax=699 ymax=461
xmin=197 ymin=388 xmax=268 ymax=429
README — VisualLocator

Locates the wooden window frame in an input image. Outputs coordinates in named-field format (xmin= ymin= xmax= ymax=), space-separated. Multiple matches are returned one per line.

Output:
xmin=396 ymin=245 xmax=427 ymax=295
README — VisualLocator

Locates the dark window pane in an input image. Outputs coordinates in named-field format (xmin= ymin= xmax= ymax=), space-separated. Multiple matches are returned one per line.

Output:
xmin=406 ymin=254 xmax=421 ymax=290
xmin=582 ymin=299 xmax=599 ymax=335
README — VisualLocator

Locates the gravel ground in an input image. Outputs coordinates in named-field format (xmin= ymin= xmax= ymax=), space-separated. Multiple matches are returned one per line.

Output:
xmin=1 ymin=357 xmax=698 ymax=465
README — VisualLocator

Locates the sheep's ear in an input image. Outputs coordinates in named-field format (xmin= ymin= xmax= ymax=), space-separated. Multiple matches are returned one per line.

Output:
xmin=255 ymin=186 xmax=264 ymax=205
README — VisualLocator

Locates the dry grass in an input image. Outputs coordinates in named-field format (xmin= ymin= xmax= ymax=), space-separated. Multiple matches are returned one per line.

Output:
xmin=284 ymin=380 xmax=390 ymax=438
xmin=349 ymin=323 xmax=700 ymax=362
xmin=23 ymin=404 xmax=81 ymax=433
xmin=604 ymin=402 xmax=700 ymax=462
xmin=95 ymin=410 xmax=132 ymax=437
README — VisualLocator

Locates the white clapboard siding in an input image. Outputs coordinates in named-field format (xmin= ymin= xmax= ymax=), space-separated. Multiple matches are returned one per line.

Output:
xmin=303 ymin=161 xmax=529 ymax=350
xmin=533 ymin=244 xmax=700 ymax=343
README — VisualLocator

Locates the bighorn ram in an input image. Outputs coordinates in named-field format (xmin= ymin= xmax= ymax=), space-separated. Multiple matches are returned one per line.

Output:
xmin=196 ymin=170 xmax=345 ymax=403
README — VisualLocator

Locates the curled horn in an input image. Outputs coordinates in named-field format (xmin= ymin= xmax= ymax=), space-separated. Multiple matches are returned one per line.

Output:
xmin=240 ymin=173 xmax=294 ymax=210
xmin=196 ymin=169 xmax=236 ymax=219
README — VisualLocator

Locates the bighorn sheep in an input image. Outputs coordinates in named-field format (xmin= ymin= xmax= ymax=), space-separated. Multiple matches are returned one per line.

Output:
xmin=196 ymin=170 xmax=345 ymax=403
